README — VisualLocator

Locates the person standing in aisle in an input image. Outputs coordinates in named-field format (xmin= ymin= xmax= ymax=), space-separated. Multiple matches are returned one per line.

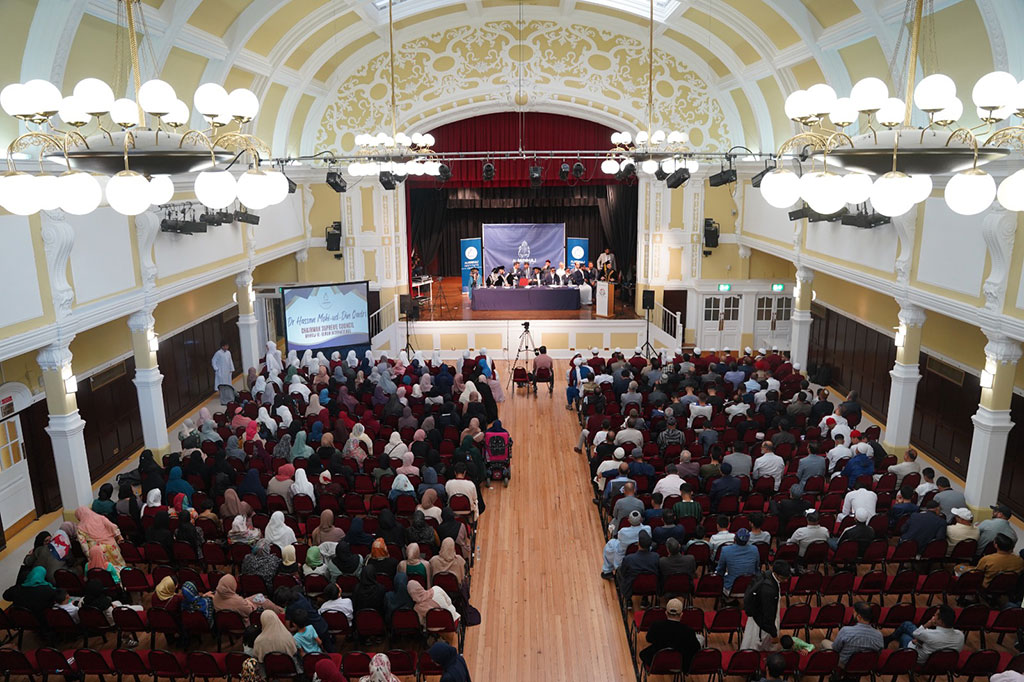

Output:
xmin=212 ymin=341 xmax=235 ymax=404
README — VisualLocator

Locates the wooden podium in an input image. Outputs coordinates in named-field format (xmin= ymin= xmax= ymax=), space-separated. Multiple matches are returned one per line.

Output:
xmin=596 ymin=281 xmax=614 ymax=317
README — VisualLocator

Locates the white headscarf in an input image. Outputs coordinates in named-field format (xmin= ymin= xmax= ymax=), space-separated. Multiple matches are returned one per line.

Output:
xmin=411 ymin=384 xmax=423 ymax=399
xmin=290 ymin=469 xmax=316 ymax=503
xmin=265 ymin=341 xmax=283 ymax=374
xmin=316 ymin=351 xmax=329 ymax=368
xmin=268 ymin=369 xmax=283 ymax=389
xmin=364 ymin=350 xmax=374 ymax=363
xmin=431 ymin=350 xmax=441 ymax=366
xmin=414 ymin=351 xmax=426 ymax=366
xmin=330 ymin=351 xmax=341 ymax=362
xmin=346 ymin=350 xmax=358 ymax=368
xmin=391 ymin=474 xmax=414 ymax=493
xmin=458 ymin=351 xmax=470 ymax=375
xmin=288 ymin=374 xmax=310 ymax=399
xmin=257 ymin=407 xmax=277 ymax=433
xmin=301 ymin=350 xmax=318 ymax=375
xmin=276 ymin=404 xmax=293 ymax=428
xmin=252 ymin=375 xmax=267 ymax=397
xmin=142 ymin=489 xmax=162 ymax=517
xmin=385 ymin=431 xmax=408 ymax=459
xmin=398 ymin=350 xmax=410 ymax=367
xmin=460 ymin=381 xmax=478 ymax=405
xmin=286 ymin=350 xmax=299 ymax=368
xmin=264 ymin=510 xmax=297 ymax=549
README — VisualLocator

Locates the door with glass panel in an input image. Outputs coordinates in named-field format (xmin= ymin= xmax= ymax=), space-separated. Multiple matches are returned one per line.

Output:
xmin=699 ymin=295 xmax=742 ymax=350
xmin=753 ymin=295 xmax=793 ymax=352
xmin=0 ymin=416 xmax=34 ymax=528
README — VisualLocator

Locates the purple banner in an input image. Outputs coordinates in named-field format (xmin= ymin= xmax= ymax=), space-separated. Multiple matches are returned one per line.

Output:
xmin=482 ymin=223 xmax=565 ymax=276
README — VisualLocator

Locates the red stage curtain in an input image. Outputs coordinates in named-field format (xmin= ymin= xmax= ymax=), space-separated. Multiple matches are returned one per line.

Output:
xmin=405 ymin=111 xmax=616 ymax=188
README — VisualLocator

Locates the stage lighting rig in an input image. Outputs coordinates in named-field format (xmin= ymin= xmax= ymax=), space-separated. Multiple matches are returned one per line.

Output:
xmin=750 ymin=164 xmax=774 ymax=188
xmin=709 ymin=166 xmax=737 ymax=187
xmin=529 ymin=165 xmax=543 ymax=187
xmin=665 ymin=167 xmax=690 ymax=189
xmin=842 ymin=211 xmax=891 ymax=228
xmin=235 ymin=210 xmax=260 ymax=225
xmin=482 ymin=162 xmax=495 ymax=181
xmin=572 ymin=162 xmax=585 ymax=178
xmin=615 ymin=162 xmax=636 ymax=183
xmin=559 ymin=163 xmax=570 ymax=181
xmin=438 ymin=164 xmax=452 ymax=183
xmin=379 ymin=171 xmax=396 ymax=190
xmin=326 ymin=170 xmax=347 ymax=193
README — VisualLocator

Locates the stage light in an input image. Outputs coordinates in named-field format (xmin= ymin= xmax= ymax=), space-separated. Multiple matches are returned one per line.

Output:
xmin=665 ymin=167 xmax=690 ymax=189
xmin=614 ymin=162 xmax=636 ymax=182
xmin=438 ymin=164 xmax=452 ymax=183
xmin=654 ymin=167 xmax=668 ymax=181
xmin=841 ymin=211 xmax=891 ymax=228
xmin=529 ymin=165 xmax=543 ymax=188
xmin=789 ymin=203 xmax=847 ymax=223
xmin=572 ymin=162 xmax=585 ymax=178
xmin=234 ymin=210 xmax=260 ymax=225
xmin=199 ymin=211 xmax=223 ymax=226
xmin=559 ymin=163 xmax=570 ymax=181
xmin=215 ymin=210 xmax=234 ymax=223
xmin=709 ymin=167 xmax=737 ymax=187
xmin=379 ymin=171 xmax=396 ymax=190
xmin=285 ymin=173 xmax=297 ymax=194
xmin=482 ymin=162 xmax=495 ymax=181
xmin=326 ymin=170 xmax=347 ymax=193
xmin=750 ymin=165 xmax=773 ymax=188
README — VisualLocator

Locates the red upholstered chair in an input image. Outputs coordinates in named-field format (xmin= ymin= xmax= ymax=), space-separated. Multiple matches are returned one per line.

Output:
xmin=641 ymin=649 xmax=684 ymax=682
xmin=263 ymin=652 xmax=300 ymax=681
xmin=341 ymin=652 xmax=372 ymax=680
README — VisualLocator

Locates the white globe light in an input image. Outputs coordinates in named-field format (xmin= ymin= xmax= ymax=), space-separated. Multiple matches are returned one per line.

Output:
xmin=620 ymin=132 xmax=633 ymax=145
xmin=395 ymin=132 xmax=411 ymax=146
xmin=799 ymin=171 xmax=820 ymax=200
xmin=410 ymin=133 xmax=425 ymax=146
xmin=148 ymin=175 xmax=175 ymax=205
xmin=58 ymin=96 xmax=91 ymax=126
xmin=212 ymin=111 xmax=233 ymax=127
xmin=1013 ymin=80 xmax=1024 ymax=113
xmin=138 ymin=79 xmax=176 ymax=115
xmin=997 ymin=169 xmax=1024 ymax=211
xmin=635 ymin=131 xmax=649 ymax=145
xmin=347 ymin=162 xmax=362 ymax=176
xmin=650 ymin=130 xmax=666 ymax=144
xmin=237 ymin=170 xmax=272 ymax=210
xmin=682 ymin=159 xmax=700 ymax=173
xmin=105 ymin=171 xmax=151 ymax=216
xmin=24 ymin=79 xmax=62 ymax=115
xmin=228 ymin=88 xmax=259 ymax=121
xmin=870 ymin=172 xmax=915 ymax=217
xmin=934 ymin=97 xmax=963 ymax=124
xmin=850 ymin=77 xmax=888 ymax=113
xmin=842 ymin=172 xmax=872 ymax=205
xmin=423 ymin=134 xmax=436 ymax=147
xmin=914 ymin=74 xmax=956 ymax=113
xmin=978 ymin=105 xmax=1013 ymax=122
xmin=759 ymin=169 xmax=801 ymax=209
xmin=610 ymin=132 xmax=622 ymax=145
xmin=600 ymin=158 xmax=619 ymax=174
xmin=784 ymin=89 xmax=811 ymax=121
xmin=807 ymin=83 xmax=838 ymax=117
xmin=392 ymin=162 xmax=409 ymax=177
xmin=194 ymin=170 xmax=236 ymax=209
xmin=829 ymin=97 xmax=858 ymax=127
xmin=1 ymin=173 xmax=42 ymax=215
xmin=667 ymin=131 xmax=687 ymax=144
xmin=660 ymin=158 xmax=677 ymax=174
xmin=73 ymin=78 xmax=115 ymax=115
xmin=110 ymin=98 xmax=141 ymax=128
xmin=264 ymin=170 xmax=289 ymax=206
xmin=194 ymin=83 xmax=228 ymax=118
xmin=876 ymin=98 xmax=906 ymax=127
xmin=908 ymin=174 xmax=933 ymax=204
xmin=374 ymin=132 xmax=389 ymax=146
xmin=163 ymin=99 xmax=190 ymax=127
xmin=803 ymin=171 xmax=846 ymax=215
xmin=972 ymin=71 xmax=1017 ymax=111
xmin=944 ymin=169 xmax=995 ymax=216
xmin=0 ymin=83 xmax=30 ymax=118
xmin=640 ymin=159 xmax=659 ymax=175
xmin=354 ymin=134 xmax=368 ymax=147
xmin=36 ymin=175 xmax=60 ymax=211
xmin=57 ymin=171 xmax=102 ymax=215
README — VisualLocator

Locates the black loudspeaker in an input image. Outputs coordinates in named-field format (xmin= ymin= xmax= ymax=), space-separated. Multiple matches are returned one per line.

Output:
xmin=642 ymin=290 xmax=655 ymax=310
xmin=400 ymin=294 xmax=419 ymax=320
xmin=703 ymin=218 xmax=720 ymax=248
xmin=325 ymin=222 xmax=342 ymax=252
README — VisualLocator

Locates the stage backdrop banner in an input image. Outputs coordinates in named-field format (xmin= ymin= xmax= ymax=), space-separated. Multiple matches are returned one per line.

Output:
xmin=460 ymin=237 xmax=482 ymax=294
xmin=567 ymin=237 xmax=589 ymax=267
xmin=482 ymin=223 xmax=565 ymax=276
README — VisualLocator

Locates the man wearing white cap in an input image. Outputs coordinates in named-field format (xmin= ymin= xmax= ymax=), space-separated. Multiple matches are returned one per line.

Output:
xmin=594 ymin=446 xmax=625 ymax=485
xmin=586 ymin=347 xmax=606 ymax=373
xmin=628 ymin=346 xmax=648 ymax=372
xmin=946 ymin=507 xmax=979 ymax=554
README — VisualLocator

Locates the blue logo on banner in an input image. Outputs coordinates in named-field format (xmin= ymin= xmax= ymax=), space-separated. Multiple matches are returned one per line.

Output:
xmin=460 ymin=238 xmax=482 ymax=294
xmin=567 ymin=237 xmax=589 ymax=267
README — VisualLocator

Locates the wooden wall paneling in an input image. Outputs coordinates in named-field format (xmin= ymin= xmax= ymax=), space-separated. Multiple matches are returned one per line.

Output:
xmin=21 ymin=399 xmax=60 ymax=515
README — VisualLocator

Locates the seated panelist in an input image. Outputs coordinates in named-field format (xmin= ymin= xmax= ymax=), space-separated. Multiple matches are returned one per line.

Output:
xmin=487 ymin=266 xmax=507 ymax=287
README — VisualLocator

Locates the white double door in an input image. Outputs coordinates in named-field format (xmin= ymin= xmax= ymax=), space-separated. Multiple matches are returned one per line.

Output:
xmin=700 ymin=294 xmax=742 ymax=350
xmin=753 ymin=295 xmax=793 ymax=352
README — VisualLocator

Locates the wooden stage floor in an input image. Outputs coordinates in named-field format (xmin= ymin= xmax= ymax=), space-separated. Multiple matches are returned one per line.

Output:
xmin=413 ymin=277 xmax=640 ymax=321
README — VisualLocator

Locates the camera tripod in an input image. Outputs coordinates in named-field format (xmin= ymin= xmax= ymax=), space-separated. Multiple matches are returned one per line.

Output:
xmin=431 ymin=275 xmax=452 ymax=320
xmin=640 ymin=307 xmax=657 ymax=359
xmin=507 ymin=323 xmax=537 ymax=391
xmin=402 ymin=310 xmax=416 ymax=355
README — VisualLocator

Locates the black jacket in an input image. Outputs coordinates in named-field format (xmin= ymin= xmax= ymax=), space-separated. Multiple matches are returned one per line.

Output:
xmin=743 ymin=571 xmax=781 ymax=636
xmin=639 ymin=620 xmax=702 ymax=668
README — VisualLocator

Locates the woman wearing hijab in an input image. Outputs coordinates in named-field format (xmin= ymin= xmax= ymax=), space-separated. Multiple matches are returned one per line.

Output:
xmin=145 ymin=510 xmax=175 ymax=557
xmin=267 ymin=463 xmax=295 ymax=510
xmin=91 ymin=483 xmax=117 ymax=521
xmin=74 ymin=506 xmax=125 ymax=568
xmin=243 ymin=420 xmax=263 ymax=446
xmin=290 ymin=431 xmax=315 ymax=461
xmin=272 ymin=433 xmax=293 ymax=461
xmin=384 ymin=432 xmax=408 ymax=461
xmin=376 ymin=509 xmax=407 ymax=547
xmin=312 ymin=365 xmax=330 ymax=390
xmin=388 ymin=474 xmax=415 ymax=503
xmin=429 ymin=537 xmax=467 ymax=587
xmin=290 ymin=468 xmax=316 ymax=505
xmin=264 ymin=510 xmax=297 ymax=550
xmin=178 ymin=420 xmax=201 ymax=449
xmin=176 ymin=512 xmax=204 ymax=556
xmin=279 ymin=545 xmax=299 ymax=576
xmin=345 ymin=517 xmax=374 ymax=547
xmin=261 ymin=379 xmax=277 ymax=407
xmin=200 ymin=419 xmax=223 ymax=443
xmin=182 ymin=580 xmax=214 ymax=625
xmin=397 ymin=407 xmax=418 ymax=431
xmin=223 ymin=435 xmax=246 ymax=461
xmin=438 ymin=402 xmax=458 ymax=429
xmin=337 ymin=386 xmax=357 ymax=413
xmin=437 ymin=508 xmax=472 ymax=560
xmin=356 ymin=653 xmax=401 ymax=682
xmin=217 ymin=487 xmax=250 ymax=520
xmin=407 ymin=511 xmax=439 ymax=549
xmin=417 ymin=488 xmax=443 ymax=524
xmin=22 ymin=532 xmax=64 ymax=583
xmin=302 ymin=546 xmax=328 ymax=577
xmin=310 ymin=421 xmax=325 ymax=445
xmin=367 ymin=538 xmax=399 ymax=579
xmin=417 ymin=467 xmax=446 ymax=501
xmin=459 ymin=417 xmax=485 ymax=445
xmin=237 ymin=468 xmax=267 ymax=507
xmin=239 ymin=542 xmax=282 ymax=593
xmin=229 ymin=515 xmax=262 ymax=546
xmin=305 ymin=393 xmax=326 ymax=419
xmin=351 ymin=564 xmax=386 ymax=615
xmin=153 ymin=575 xmax=181 ymax=610
xmin=342 ymin=425 xmax=370 ymax=463
xmin=311 ymin=509 xmax=345 ymax=545
xmin=428 ymin=642 xmax=471 ymax=682
xmin=327 ymin=541 xmax=363 ymax=581
xmin=396 ymin=451 xmax=418 ymax=478
xmin=288 ymin=375 xmax=311 ymax=400
xmin=251 ymin=608 xmax=298 ymax=662
xmin=408 ymin=580 xmax=459 ymax=626
xmin=164 ymin=466 xmax=195 ymax=503
xmin=396 ymin=543 xmax=432 ymax=584
xmin=315 ymin=659 xmax=347 ymax=682
xmin=255 ymin=406 xmax=277 ymax=434
xmin=4 ymin=566 xmax=57 ymax=611
xmin=276 ymin=403 xmax=293 ymax=428
xmin=141 ymin=488 xmax=166 ymax=519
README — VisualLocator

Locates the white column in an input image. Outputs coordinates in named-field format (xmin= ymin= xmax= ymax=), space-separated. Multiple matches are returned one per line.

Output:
xmin=128 ymin=310 xmax=169 ymax=454
xmin=236 ymin=271 xmax=260 ymax=372
xmin=37 ymin=341 xmax=93 ymax=517
xmin=965 ymin=331 xmax=1022 ymax=511
xmin=790 ymin=266 xmax=814 ymax=368
xmin=882 ymin=301 xmax=926 ymax=454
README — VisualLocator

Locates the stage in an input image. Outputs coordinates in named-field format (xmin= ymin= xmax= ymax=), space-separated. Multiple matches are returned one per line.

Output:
xmin=412 ymin=277 xmax=638 ymax=321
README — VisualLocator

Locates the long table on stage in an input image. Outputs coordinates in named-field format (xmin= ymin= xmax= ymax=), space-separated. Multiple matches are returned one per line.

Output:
xmin=471 ymin=286 xmax=581 ymax=311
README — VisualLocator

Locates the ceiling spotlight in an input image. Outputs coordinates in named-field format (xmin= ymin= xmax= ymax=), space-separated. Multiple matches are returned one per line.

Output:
xmin=559 ymin=163 xmax=570 ymax=181
xmin=199 ymin=211 xmax=222 ymax=226
xmin=572 ymin=162 xmax=585 ymax=178
xmin=326 ymin=170 xmax=347 ymax=193
xmin=841 ymin=211 xmax=891 ymax=228
xmin=750 ymin=165 xmax=774 ymax=188
xmin=285 ymin=173 xmax=297 ymax=194
xmin=709 ymin=167 xmax=737 ymax=187
xmin=482 ymin=162 xmax=495 ymax=181
xmin=438 ymin=164 xmax=452 ymax=183
xmin=614 ymin=162 xmax=636 ymax=183
xmin=654 ymin=166 xmax=668 ymax=181
xmin=666 ymin=167 xmax=690 ymax=189
xmin=234 ymin=210 xmax=260 ymax=225
xmin=529 ymin=165 xmax=543 ymax=188
xmin=379 ymin=171 xmax=396 ymax=190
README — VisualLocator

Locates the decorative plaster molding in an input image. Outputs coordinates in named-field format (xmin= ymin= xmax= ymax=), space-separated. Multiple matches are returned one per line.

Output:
xmin=295 ymin=248 xmax=309 ymax=264
xmin=737 ymin=244 xmax=751 ymax=259
xmin=896 ymin=300 xmax=927 ymax=328
xmin=235 ymin=270 xmax=254 ymax=289
xmin=36 ymin=341 xmax=73 ymax=372
xmin=40 ymin=209 xmax=76 ymax=321
xmin=980 ymin=208 xmax=1016 ymax=311
xmin=983 ymin=329 xmax=1022 ymax=366
xmin=795 ymin=266 xmax=814 ymax=284
xmin=891 ymin=206 xmax=918 ymax=283
xmin=135 ymin=210 xmax=161 ymax=292
xmin=127 ymin=310 xmax=156 ymax=334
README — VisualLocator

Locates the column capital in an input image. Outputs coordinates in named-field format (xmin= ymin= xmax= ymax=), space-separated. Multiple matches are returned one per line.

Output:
xmin=295 ymin=248 xmax=309 ymax=264
xmin=235 ymin=270 xmax=254 ymax=289
xmin=36 ymin=342 xmax=73 ymax=372
xmin=982 ymin=329 xmax=1022 ymax=366
xmin=795 ymin=266 xmax=814 ymax=284
xmin=737 ymin=244 xmax=751 ymax=259
xmin=896 ymin=300 xmax=927 ymax=328
xmin=127 ymin=309 xmax=156 ymax=333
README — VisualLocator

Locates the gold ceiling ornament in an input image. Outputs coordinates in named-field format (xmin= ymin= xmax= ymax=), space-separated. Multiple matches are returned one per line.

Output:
xmin=761 ymin=0 xmax=1024 ymax=218
xmin=349 ymin=0 xmax=444 ymax=187
xmin=0 ymin=0 xmax=288 ymax=217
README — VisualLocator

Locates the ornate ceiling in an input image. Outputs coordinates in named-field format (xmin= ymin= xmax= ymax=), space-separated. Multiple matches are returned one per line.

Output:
xmin=3 ymin=0 xmax=1020 ymax=158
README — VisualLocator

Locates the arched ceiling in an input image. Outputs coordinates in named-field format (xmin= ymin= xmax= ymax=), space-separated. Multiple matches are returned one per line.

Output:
xmin=3 ymin=0 xmax=1020 ymax=159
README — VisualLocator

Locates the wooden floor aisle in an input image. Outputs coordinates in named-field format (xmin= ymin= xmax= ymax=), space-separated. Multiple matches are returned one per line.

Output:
xmin=463 ymin=362 xmax=635 ymax=681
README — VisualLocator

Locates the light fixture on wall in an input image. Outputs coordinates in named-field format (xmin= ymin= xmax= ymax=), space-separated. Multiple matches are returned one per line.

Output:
xmin=349 ymin=0 xmax=442 ymax=185
xmin=0 ymin=0 xmax=286 ymax=217
xmin=760 ymin=0 xmax=1023 ymax=219
xmin=147 ymin=329 xmax=160 ymax=352
xmin=61 ymin=365 xmax=77 ymax=394
xmin=894 ymin=324 xmax=907 ymax=348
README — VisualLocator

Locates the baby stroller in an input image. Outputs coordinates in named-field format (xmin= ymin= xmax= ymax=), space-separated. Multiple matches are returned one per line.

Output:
xmin=483 ymin=430 xmax=512 ymax=486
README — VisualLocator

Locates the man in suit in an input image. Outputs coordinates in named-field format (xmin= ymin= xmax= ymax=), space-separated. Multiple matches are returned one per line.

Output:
xmin=540 ymin=261 xmax=555 ymax=285
xmin=569 ymin=262 xmax=585 ymax=285
xmin=901 ymin=500 xmax=947 ymax=547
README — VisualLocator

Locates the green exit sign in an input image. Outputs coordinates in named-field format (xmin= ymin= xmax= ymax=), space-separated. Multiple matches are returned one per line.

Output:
xmin=718 ymin=283 xmax=732 ymax=292
xmin=771 ymin=283 xmax=785 ymax=292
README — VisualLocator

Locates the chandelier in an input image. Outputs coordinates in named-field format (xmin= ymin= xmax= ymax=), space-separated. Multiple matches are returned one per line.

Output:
xmin=760 ymin=0 xmax=1023 ymax=218
xmin=349 ymin=0 xmax=443 ymax=185
xmin=0 ymin=0 xmax=287 ymax=217
xmin=600 ymin=0 xmax=693 ymax=183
